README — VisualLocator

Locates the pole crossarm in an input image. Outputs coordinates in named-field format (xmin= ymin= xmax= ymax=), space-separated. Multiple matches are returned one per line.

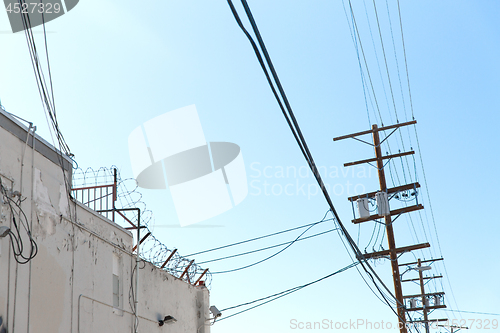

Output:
xmin=410 ymin=319 xmax=449 ymax=324
xmin=399 ymin=258 xmax=443 ymax=267
xmin=402 ymin=276 xmax=443 ymax=283
xmin=348 ymin=182 xmax=420 ymax=202
xmin=358 ymin=242 xmax=430 ymax=260
xmin=333 ymin=120 xmax=417 ymax=141
xmin=403 ymin=291 xmax=445 ymax=299
xmin=437 ymin=324 xmax=469 ymax=330
xmin=406 ymin=304 xmax=447 ymax=312
xmin=344 ymin=150 xmax=414 ymax=167
xmin=352 ymin=204 xmax=424 ymax=224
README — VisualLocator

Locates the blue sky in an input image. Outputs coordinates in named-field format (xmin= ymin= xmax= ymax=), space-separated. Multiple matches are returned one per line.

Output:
xmin=1 ymin=1 xmax=499 ymax=332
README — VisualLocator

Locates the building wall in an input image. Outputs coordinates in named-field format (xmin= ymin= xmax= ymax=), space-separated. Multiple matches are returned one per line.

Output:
xmin=0 ymin=110 xmax=211 ymax=333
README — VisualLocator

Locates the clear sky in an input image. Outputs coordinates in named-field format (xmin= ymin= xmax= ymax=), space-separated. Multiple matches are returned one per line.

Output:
xmin=1 ymin=1 xmax=499 ymax=332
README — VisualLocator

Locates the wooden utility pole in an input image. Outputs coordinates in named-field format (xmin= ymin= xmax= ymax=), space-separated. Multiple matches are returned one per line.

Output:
xmin=417 ymin=259 xmax=430 ymax=333
xmin=372 ymin=124 xmax=407 ymax=332
xmin=400 ymin=257 xmax=447 ymax=330
xmin=334 ymin=120 xmax=429 ymax=333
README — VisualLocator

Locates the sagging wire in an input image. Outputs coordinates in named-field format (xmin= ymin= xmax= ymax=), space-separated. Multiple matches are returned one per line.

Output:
xmin=17 ymin=0 xmax=76 ymax=227
xmin=197 ymin=229 xmax=337 ymax=265
xmin=186 ymin=214 xmax=334 ymax=257
xmin=218 ymin=261 xmax=360 ymax=322
xmin=0 ymin=178 xmax=38 ymax=264
xmin=211 ymin=210 xmax=332 ymax=274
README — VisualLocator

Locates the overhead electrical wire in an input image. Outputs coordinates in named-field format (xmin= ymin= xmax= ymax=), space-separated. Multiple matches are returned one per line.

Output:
xmin=343 ymin=0 xmax=411 ymax=210
xmin=371 ymin=0 xmax=414 ymax=184
xmin=218 ymin=261 xmax=360 ymax=322
xmin=341 ymin=3 xmax=424 ymax=307
xmin=228 ymin=0 xmax=410 ymax=325
xmin=210 ymin=211 xmax=332 ymax=274
xmin=346 ymin=2 xmax=439 ymax=318
xmin=345 ymin=0 xmax=416 ymax=200
xmin=18 ymin=2 xmax=70 ymax=155
xmin=345 ymin=0 xmax=463 ymax=324
xmin=198 ymin=229 xmax=336 ymax=265
xmin=441 ymin=309 xmax=500 ymax=316
xmin=342 ymin=0 xmax=384 ymax=125
xmin=18 ymin=0 xmax=73 ymax=167
xmin=17 ymin=0 xmax=76 ymax=228
xmin=372 ymin=0 xmax=399 ymax=124
xmin=186 ymin=215 xmax=333 ymax=257
xmin=346 ymin=0 xmax=431 ymax=263
xmin=395 ymin=0 xmax=463 ymax=318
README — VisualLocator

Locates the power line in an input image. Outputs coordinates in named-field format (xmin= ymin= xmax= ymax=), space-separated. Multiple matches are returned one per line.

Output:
xmin=198 ymin=228 xmax=336 ymax=265
xmin=186 ymin=213 xmax=333 ymax=257
xmin=218 ymin=261 xmax=360 ymax=321
xmin=18 ymin=0 xmax=72 ymax=157
xmin=372 ymin=0 xmax=399 ymax=123
xmin=394 ymin=0 xmax=462 ymax=317
xmin=441 ymin=309 xmax=500 ymax=316
xmin=211 ymin=212 xmax=332 ymax=274
xmin=346 ymin=1 xmax=461 ymax=325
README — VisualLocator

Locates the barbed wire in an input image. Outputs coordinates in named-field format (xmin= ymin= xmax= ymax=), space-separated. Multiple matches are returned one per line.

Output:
xmin=71 ymin=166 xmax=212 ymax=288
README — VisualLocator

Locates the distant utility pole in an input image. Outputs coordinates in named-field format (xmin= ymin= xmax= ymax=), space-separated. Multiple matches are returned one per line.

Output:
xmin=334 ymin=120 xmax=432 ymax=333
xmin=400 ymin=257 xmax=447 ymax=331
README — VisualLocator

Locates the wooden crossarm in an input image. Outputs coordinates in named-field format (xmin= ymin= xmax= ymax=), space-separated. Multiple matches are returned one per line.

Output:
xmin=406 ymin=304 xmax=447 ymax=312
xmin=333 ymin=120 xmax=417 ymax=141
xmin=402 ymin=275 xmax=443 ymax=283
xmin=409 ymin=319 xmax=449 ymax=324
xmin=403 ymin=291 xmax=445 ymax=299
xmin=352 ymin=204 xmax=424 ymax=224
xmin=348 ymin=183 xmax=420 ymax=202
xmin=399 ymin=257 xmax=443 ymax=266
xmin=344 ymin=151 xmax=414 ymax=167
xmin=358 ymin=243 xmax=430 ymax=260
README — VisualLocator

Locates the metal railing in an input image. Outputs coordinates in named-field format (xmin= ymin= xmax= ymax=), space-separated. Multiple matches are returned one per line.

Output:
xmin=72 ymin=169 xmax=117 ymax=221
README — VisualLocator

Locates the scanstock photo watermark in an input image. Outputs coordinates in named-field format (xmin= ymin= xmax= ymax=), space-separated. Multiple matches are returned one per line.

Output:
xmin=249 ymin=162 xmax=375 ymax=199
xmin=290 ymin=318 xmax=499 ymax=330
xmin=128 ymin=105 xmax=248 ymax=227
xmin=3 ymin=0 xmax=79 ymax=33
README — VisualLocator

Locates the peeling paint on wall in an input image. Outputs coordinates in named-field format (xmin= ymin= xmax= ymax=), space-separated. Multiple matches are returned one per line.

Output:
xmin=33 ymin=169 xmax=57 ymax=238
xmin=33 ymin=169 xmax=56 ymax=215
xmin=58 ymin=183 xmax=69 ymax=218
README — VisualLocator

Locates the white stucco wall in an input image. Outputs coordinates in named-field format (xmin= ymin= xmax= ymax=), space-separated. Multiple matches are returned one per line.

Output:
xmin=0 ymin=110 xmax=211 ymax=333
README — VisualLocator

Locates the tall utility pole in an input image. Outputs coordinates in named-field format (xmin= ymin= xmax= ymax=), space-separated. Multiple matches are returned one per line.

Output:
xmin=334 ymin=120 xmax=430 ymax=333
xmin=372 ymin=123 xmax=406 ymax=331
